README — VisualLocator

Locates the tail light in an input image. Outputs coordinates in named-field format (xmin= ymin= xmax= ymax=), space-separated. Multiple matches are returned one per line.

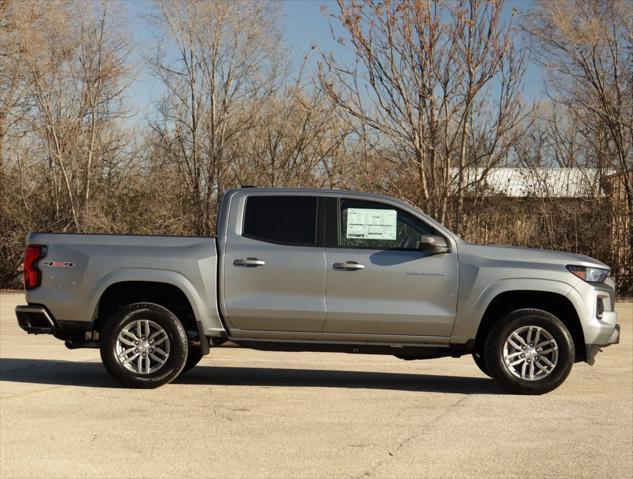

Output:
xmin=24 ymin=245 xmax=45 ymax=290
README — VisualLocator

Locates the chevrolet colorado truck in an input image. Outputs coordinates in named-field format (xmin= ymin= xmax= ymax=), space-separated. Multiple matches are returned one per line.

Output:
xmin=15 ymin=188 xmax=620 ymax=394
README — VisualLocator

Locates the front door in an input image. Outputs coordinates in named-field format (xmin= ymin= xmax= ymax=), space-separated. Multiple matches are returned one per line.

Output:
xmin=323 ymin=198 xmax=458 ymax=337
xmin=222 ymin=195 xmax=327 ymax=332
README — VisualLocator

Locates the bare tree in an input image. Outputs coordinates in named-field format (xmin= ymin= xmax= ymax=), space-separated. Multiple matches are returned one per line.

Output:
xmin=232 ymin=60 xmax=352 ymax=189
xmin=1 ymin=0 xmax=631 ymax=296
xmin=8 ymin=0 xmax=131 ymax=230
xmin=0 ymin=0 xmax=24 ymax=171
xmin=319 ymin=0 xmax=527 ymax=229
xmin=524 ymin=0 xmax=633 ymax=289
xmin=149 ymin=0 xmax=282 ymax=235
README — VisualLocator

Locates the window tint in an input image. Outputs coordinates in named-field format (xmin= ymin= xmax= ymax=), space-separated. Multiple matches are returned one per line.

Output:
xmin=244 ymin=196 xmax=317 ymax=246
xmin=339 ymin=199 xmax=436 ymax=250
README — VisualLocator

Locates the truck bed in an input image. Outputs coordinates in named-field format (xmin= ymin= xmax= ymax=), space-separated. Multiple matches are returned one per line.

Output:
xmin=25 ymin=233 xmax=222 ymax=334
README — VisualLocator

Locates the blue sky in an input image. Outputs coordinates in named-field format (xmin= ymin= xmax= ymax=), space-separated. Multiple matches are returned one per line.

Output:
xmin=283 ymin=0 xmax=542 ymax=99
xmin=125 ymin=0 xmax=543 ymax=121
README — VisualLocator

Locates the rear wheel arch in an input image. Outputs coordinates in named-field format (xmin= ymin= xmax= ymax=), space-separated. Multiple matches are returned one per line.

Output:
xmin=94 ymin=281 xmax=203 ymax=349
xmin=475 ymin=290 xmax=585 ymax=362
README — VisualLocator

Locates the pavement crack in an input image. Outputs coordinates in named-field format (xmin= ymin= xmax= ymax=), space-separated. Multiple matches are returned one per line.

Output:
xmin=353 ymin=395 xmax=471 ymax=479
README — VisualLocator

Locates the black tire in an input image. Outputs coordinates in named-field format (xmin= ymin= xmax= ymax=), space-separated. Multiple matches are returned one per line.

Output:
xmin=484 ymin=308 xmax=575 ymax=395
xmin=100 ymin=302 xmax=188 ymax=388
xmin=179 ymin=347 xmax=203 ymax=375
xmin=472 ymin=350 xmax=491 ymax=377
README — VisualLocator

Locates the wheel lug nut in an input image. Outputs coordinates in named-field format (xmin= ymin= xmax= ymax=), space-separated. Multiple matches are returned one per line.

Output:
xmin=142 ymin=353 xmax=146 ymax=357
xmin=134 ymin=348 xmax=138 ymax=353
xmin=134 ymin=341 xmax=138 ymax=345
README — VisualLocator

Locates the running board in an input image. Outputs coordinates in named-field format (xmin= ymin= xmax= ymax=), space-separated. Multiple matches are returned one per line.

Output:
xmin=227 ymin=338 xmax=469 ymax=359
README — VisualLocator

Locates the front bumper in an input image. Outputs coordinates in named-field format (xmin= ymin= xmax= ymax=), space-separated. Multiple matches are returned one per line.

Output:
xmin=585 ymin=313 xmax=620 ymax=365
xmin=570 ymin=279 xmax=620 ymax=365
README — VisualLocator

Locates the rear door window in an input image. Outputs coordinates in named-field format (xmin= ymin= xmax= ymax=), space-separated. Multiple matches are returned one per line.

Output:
xmin=243 ymin=196 xmax=317 ymax=246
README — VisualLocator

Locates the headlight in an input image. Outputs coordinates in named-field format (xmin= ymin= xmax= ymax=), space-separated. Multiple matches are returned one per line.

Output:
xmin=566 ymin=265 xmax=610 ymax=283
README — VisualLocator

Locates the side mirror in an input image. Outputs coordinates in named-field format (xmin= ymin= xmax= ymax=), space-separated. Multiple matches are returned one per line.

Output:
xmin=419 ymin=234 xmax=449 ymax=254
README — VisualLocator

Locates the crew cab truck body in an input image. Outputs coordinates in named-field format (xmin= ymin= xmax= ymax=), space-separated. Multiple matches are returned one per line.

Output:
xmin=16 ymin=188 xmax=620 ymax=394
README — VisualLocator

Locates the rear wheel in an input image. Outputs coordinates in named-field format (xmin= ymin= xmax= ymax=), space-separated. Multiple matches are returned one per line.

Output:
xmin=100 ymin=303 xmax=188 ymax=388
xmin=179 ymin=347 xmax=203 ymax=375
xmin=484 ymin=309 xmax=574 ymax=395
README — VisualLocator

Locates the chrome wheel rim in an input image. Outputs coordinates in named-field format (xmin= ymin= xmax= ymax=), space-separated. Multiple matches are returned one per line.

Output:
xmin=115 ymin=319 xmax=170 ymax=375
xmin=502 ymin=325 xmax=558 ymax=381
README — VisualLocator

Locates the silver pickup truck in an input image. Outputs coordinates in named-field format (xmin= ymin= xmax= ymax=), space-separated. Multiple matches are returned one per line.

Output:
xmin=15 ymin=188 xmax=619 ymax=394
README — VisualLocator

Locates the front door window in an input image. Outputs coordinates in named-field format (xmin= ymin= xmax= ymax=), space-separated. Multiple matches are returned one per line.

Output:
xmin=339 ymin=199 xmax=438 ymax=251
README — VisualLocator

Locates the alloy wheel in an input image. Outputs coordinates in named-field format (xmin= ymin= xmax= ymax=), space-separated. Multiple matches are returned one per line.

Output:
xmin=115 ymin=319 xmax=171 ymax=374
xmin=502 ymin=325 xmax=559 ymax=381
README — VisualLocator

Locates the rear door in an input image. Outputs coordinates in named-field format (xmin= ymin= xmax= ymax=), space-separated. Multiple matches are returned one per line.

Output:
xmin=323 ymin=198 xmax=458 ymax=337
xmin=222 ymin=195 xmax=327 ymax=332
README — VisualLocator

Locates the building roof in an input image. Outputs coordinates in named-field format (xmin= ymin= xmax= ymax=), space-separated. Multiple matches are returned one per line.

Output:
xmin=457 ymin=167 xmax=611 ymax=198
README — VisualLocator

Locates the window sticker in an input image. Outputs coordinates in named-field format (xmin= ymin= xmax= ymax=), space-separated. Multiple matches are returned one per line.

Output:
xmin=346 ymin=208 xmax=397 ymax=240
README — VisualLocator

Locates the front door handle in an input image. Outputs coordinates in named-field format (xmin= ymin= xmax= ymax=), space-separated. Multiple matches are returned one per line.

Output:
xmin=333 ymin=261 xmax=365 ymax=271
xmin=234 ymin=258 xmax=266 ymax=267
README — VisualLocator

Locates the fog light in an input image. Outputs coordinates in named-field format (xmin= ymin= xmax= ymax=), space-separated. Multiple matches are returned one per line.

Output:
xmin=596 ymin=297 xmax=604 ymax=319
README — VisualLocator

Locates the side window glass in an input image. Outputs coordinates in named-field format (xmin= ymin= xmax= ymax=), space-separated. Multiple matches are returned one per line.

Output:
xmin=339 ymin=199 xmax=435 ymax=250
xmin=243 ymin=196 xmax=317 ymax=246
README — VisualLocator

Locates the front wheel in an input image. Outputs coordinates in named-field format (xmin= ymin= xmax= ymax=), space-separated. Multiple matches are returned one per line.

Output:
xmin=472 ymin=351 xmax=490 ymax=377
xmin=100 ymin=303 xmax=189 ymax=388
xmin=484 ymin=309 xmax=575 ymax=395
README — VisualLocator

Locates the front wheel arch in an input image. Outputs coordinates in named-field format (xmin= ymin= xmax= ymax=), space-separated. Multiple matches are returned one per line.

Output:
xmin=475 ymin=290 xmax=585 ymax=362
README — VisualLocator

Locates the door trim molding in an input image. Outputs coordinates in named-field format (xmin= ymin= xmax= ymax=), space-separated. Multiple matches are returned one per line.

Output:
xmin=227 ymin=328 xmax=449 ymax=345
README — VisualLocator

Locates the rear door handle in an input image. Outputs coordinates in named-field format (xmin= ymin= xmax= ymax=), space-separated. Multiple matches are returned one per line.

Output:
xmin=233 ymin=258 xmax=266 ymax=267
xmin=333 ymin=261 xmax=365 ymax=271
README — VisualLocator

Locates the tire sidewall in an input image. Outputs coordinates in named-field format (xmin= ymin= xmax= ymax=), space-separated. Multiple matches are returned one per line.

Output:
xmin=178 ymin=347 xmax=203 ymax=376
xmin=485 ymin=309 xmax=575 ymax=395
xmin=100 ymin=303 xmax=188 ymax=388
xmin=472 ymin=351 xmax=491 ymax=377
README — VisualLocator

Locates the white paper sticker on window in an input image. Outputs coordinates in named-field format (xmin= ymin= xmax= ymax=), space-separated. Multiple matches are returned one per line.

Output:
xmin=346 ymin=208 xmax=397 ymax=240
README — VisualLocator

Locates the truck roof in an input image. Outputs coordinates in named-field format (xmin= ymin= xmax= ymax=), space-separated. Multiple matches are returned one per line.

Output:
xmin=230 ymin=187 xmax=404 ymax=203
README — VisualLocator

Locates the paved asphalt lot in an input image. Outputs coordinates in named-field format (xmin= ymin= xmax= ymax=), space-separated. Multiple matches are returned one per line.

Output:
xmin=0 ymin=293 xmax=631 ymax=478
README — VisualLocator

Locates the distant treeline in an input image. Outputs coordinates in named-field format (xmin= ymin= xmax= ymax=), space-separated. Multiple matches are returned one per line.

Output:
xmin=1 ymin=0 xmax=631 ymax=294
